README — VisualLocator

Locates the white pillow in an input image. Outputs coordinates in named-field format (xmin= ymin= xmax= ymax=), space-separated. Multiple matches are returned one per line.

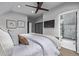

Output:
xmin=0 ymin=29 xmax=14 ymax=56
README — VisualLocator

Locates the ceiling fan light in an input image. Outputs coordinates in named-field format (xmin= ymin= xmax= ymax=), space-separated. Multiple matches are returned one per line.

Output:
xmin=17 ymin=5 xmax=21 ymax=8
xmin=32 ymin=11 xmax=34 ymax=13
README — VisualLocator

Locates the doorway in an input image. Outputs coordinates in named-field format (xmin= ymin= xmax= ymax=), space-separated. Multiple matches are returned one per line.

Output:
xmin=35 ymin=22 xmax=43 ymax=34
xmin=59 ymin=10 xmax=77 ymax=52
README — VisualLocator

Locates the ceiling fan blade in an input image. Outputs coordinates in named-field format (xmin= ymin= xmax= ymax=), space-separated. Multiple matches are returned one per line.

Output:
xmin=25 ymin=4 xmax=49 ymax=11
xmin=35 ymin=8 xmax=49 ymax=13
xmin=35 ymin=2 xmax=43 ymax=13
xmin=35 ymin=8 xmax=39 ymax=13
xmin=38 ymin=8 xmax=49 ymax=11
xmin=25 ymin=2 xmax=49 ymax=14
xmin=25 ymin=5 xmax=37 ymax=8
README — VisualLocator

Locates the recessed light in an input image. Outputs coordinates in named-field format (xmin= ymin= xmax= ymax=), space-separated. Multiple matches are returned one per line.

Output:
xmin=17 ymin=5 xmax=21 ymax=8
xmin=32 ymin=11 xmax=34 ymax=13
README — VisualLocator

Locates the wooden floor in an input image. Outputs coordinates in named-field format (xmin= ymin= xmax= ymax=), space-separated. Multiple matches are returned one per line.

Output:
xmin=59 ymin=47 xmax=79 ymax=56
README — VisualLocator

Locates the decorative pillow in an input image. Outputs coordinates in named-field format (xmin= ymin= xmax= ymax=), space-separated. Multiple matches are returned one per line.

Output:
xmin=18 ymin=35 xmax=29 ymax=45
xmin=0 ymin=29 xmax=14 ymax=56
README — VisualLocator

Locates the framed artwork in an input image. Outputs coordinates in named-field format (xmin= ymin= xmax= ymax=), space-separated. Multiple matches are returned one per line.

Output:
xmin=17 ymin=20 xmax=25 ymax=28
xmin=6 ymin=20 xmax=17 ymax=29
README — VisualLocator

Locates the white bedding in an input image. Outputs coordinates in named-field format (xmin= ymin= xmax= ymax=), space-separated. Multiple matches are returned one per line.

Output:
xmin=8 ymin=39 xmax=43 ymax=56
xmin=0 ymin=28 xmax=60 ymax=56
xmin=7 ymin=33 xmax=60 ymax=56
xmin=21 ymin=34 xmax=60 ymax=56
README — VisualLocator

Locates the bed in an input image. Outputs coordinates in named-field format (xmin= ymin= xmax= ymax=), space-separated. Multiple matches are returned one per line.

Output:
xmin=0 ymin=29 xmax=60 ymax=56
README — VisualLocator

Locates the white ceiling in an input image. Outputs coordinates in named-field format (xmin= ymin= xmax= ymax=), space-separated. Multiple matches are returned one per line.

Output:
xmin=0 ymin=2 xmax=63 ymax=19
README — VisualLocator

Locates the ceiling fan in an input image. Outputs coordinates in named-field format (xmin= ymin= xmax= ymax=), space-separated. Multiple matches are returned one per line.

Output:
xmin=25 ymin=2 xmax=49 ymax=13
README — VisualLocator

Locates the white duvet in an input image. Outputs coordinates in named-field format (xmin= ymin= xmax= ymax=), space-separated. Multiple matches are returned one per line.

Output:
xmin=26 ymin=34 xmax=60 ymax=56
xmin=8 ymin=34 xmax=60 ymax=56
xmin=8 ymin=39 xmax=43 ymax=56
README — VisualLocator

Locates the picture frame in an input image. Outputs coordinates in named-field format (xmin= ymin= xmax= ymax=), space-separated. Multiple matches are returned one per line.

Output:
xmin=17 ymin=20 xmax=25 ymax=28
xmin=6 ymin=20 xmax=17 ymax=29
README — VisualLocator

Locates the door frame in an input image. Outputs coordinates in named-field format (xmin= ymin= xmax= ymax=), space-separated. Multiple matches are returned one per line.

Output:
xmin=58 ymin=9 xmax=78 ymax=52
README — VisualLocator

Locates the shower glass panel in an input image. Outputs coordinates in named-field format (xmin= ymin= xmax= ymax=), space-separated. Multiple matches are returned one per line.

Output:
xmin=60 ymin=12 xmax=77 ymax=40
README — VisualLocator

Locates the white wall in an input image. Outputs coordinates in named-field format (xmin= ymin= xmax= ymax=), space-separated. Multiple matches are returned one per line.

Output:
xmin=77 ymin=11 xmax=79 ymax=53
xmin=29 ymin=22 xmax=32 ymax=33
xmin=43 ymin=11 xmax=55 ymax=36
xmin=0 ymin=2 xmax=17 ymax=16
xmin=0 ymin=12 xmax=28 ymax=45
xmin=35 ymin=17 xmax=43 ymax=23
